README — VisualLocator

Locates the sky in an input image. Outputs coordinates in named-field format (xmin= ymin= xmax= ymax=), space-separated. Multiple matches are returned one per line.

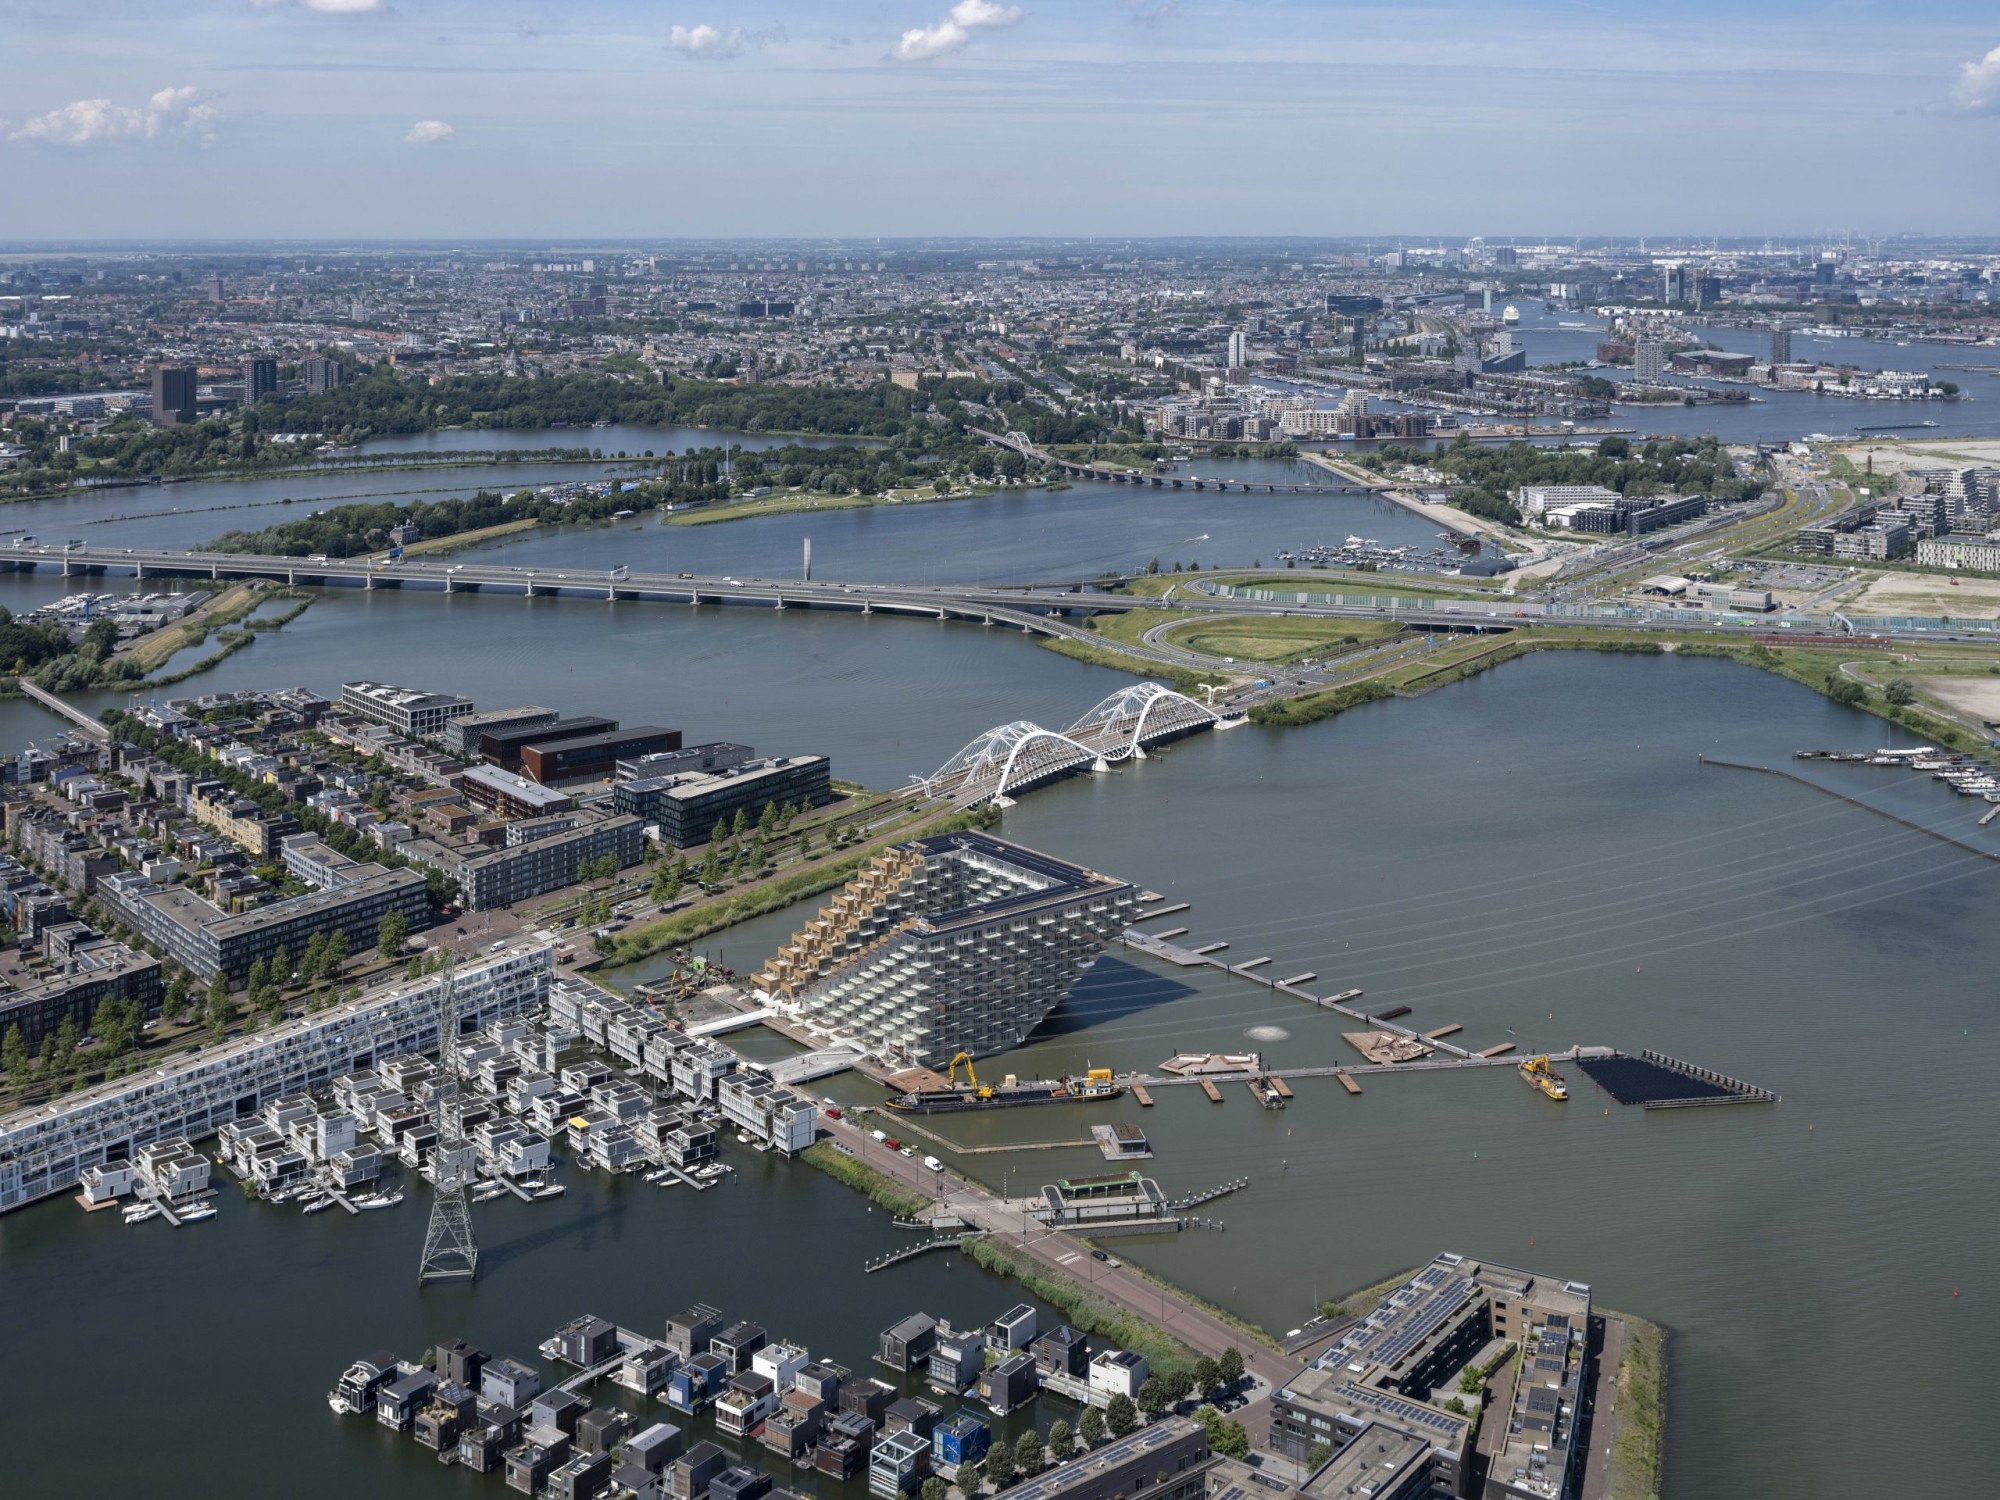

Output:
xmin=3 ymin=0 xmax=2000 ymax=241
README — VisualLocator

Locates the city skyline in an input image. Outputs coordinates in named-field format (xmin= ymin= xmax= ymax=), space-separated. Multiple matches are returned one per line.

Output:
xmin=4 ymin=1 xmax=2000 ymax=240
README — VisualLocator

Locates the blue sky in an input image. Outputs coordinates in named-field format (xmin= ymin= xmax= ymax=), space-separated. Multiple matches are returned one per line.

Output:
xmin=4 ymin=1 xmax=1999 ymax=240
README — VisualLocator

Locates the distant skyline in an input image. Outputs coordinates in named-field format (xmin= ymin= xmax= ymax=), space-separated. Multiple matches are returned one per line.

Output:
xmin=5 ymin=1 xmax=2000 ymax=241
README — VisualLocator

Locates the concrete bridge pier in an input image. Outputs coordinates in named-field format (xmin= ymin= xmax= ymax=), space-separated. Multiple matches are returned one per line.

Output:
xmin=61 ymin=556 xmax=71 ymax=577
xmin=287 ymin=568 xmax=295 ymax=586
xmin=134 ymin=562 xmax=145 ymax=581
xmin=364 ymin=570 xmax=374 ymax=591
xmin=444 ymin=574 xmax=454 ymax=594
xmin=860 ymin=601 xmax=872 ymax=615
xmin=936 ymin=608 xmax=948 ymax=621
xmin=688 ymin=591 xmax=699 ymax=607
xmin=210 ymin=561 xmax=219 ymax=580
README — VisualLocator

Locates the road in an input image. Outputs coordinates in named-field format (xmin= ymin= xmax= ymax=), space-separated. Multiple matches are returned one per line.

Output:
xmin=818 ymin=1111 xmax=1300 ymax=1398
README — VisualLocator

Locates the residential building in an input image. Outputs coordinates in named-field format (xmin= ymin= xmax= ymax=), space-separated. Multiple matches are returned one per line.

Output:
xmin=614 ymin=756 xmax=831 ymax=846
xmin=96 ymin=862 xmax=428 ymax=984
xmin=998 ymin=1419 xmax=1210 ymax=1500
xmin=0 ymin=938 xmax=162 ymax=1053
xmin=868 ymin=1429 xmax=931 ymax=1498
xmin=755 ymin=832 xmax=1136 ymax=1068
xmin=150 ymin=365 xmax=196 ymax=426
xmin=1632 ymin=341 xmax=1665 ymax=382
xmin=1916 ymin=535 xmax=2000 ymax=574
xmin=1088 ymin=1349 xmax=1148 ymax=1401
xmin=878 ymin=1314 xmax=938 ymax=1373
xmin=431 ymin=813 xmax=643 ymax=912
xmin=339 ymin=682 xmax=476 ymax=739
xmin=1769 ymin=326 xmax=1792 ymax=366
xmin=243 ymin=358 xmax=278 ymax=404
xmin=302 ymin=356 xmax=341 ymax=395
xmin=1268 ymin=1252 xmax=1591 ymax=1500
xmin=616 ymin=742 xmax=756 ymax=781
xmin=459 ymin=764 xmax=576 ymax=820
xmin=0 ymin=942 xmax=552 ymax=1211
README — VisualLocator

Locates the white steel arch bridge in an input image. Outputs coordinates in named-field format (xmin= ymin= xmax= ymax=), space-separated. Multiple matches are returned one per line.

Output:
xmin=921 ymin=683 xmax=1226 ymax=806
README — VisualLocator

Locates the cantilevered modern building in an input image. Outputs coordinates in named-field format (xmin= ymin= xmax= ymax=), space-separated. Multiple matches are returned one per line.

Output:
xmin=753 ymin=832 xmax=1135 ymax=1067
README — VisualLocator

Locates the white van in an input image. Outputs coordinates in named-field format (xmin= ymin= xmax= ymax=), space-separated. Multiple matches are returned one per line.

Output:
xmin=922 ymin=1156 xmax=944 ymax=1174
xmin=869 ymin=1129 xmax=888 ymax=1144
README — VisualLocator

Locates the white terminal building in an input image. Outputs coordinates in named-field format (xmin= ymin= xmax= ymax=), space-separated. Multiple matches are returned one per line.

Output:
xmin=0 ymin=942 xmax=553 ymax=1213
xmin=753 ymin=832 xmax=1136 ymax=1068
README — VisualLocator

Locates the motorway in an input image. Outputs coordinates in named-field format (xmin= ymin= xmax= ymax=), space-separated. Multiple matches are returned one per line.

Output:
xmin=4 ymin=541 xmax=1992 ymax=669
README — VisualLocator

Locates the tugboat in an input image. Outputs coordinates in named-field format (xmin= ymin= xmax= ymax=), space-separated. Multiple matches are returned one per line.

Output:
xmin=1518 ymin=1055 xmax=1569 ymax=1101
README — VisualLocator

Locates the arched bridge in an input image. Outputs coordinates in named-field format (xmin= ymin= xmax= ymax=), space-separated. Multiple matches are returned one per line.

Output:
xmin=922 ymin=684 xmax=1226 ymax=806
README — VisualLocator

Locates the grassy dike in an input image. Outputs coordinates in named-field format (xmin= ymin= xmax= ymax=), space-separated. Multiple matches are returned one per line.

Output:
xmin=1603 ymin=1312 xmax=1667 ymax=1500
xmin=961 ymin=1237 xmax=1200 ymax=1381
xmin=798 ymin=1142 xmax=933 ymax=1219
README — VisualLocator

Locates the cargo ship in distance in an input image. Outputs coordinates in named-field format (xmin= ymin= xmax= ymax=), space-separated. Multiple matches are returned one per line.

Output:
xmin=884 ymin=1053 xmax=1123 ymax=1114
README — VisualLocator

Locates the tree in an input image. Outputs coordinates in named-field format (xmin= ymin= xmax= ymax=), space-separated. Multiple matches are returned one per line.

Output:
xmin=323 ymin=928 xmax=349 ymax=974
xmin=1217 ymin=1347 xmax=1245 ymax=1389
xmin=1884 ymin=678 xmax=1915 ymax=706
xmin=378 ymin=909 xmax=409 ymax=958
xmin=710 ymin=817 xmax=729 ymax=847
xmin=1191 ymin=1356 xmax=1220 ymax=1398
xmin=1078 ymin=1406 xmax=1106 ymax=1448
xmin=1136 ymin=1376 xmax=1167 ymax=1420
xmin=1304 ymin=1442 xmax=1333 ymax=1472
xmin=1105 ymin=1393 xmax=1138 ymax=1439
xmin=922 ymin=1478 xmax=951 ymax=1500
xmin=245 ymin=958 xmax=268 ymax=995
xmin=1161 ymin=1369 xmax=1194 ymax=1406
xmin=206 ymin=973 xmax=234 ymax=1040
xmin=1012 ymin=1428 xmax=1043 ymax=1475
xmin=982 ymin=1443 xmax=1016 ymax=1490
xmin=1045 ymin=1419 xmax=1073 ymax=1462
xmin=1194 ymin=1406 xmax=1250 ymax=1460
xmin=270 ymin=943 xmax=291 ymax=984
xmin=165 ymin=969 xmax=191 ymax=1020
xmin=758 ymin=799 xmax=779 ymax=836
xmin=953 ymin=1462 xmax=982 ymax=1499
xmin=2 ymin=1023 xmax=29 ymax=1082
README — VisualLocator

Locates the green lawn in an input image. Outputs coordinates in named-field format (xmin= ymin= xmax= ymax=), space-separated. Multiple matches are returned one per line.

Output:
xmin=1163 ymin=615 xmax=1404 ymax=665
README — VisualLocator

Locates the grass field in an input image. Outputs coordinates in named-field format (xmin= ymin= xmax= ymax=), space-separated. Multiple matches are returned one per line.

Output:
xmin=397 ymin=518 xmax=541 ymax=556
xmin=114 ymin=583 xmax=261 ymax=672
xmin=1163 ymin=614 xmax=1403 ymax=664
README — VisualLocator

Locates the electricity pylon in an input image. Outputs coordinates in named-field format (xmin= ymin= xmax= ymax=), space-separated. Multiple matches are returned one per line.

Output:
xmin=418 ymin=955 xmax=479 ymax=1284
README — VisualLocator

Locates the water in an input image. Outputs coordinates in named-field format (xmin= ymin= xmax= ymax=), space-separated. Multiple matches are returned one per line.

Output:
xmin=356 ymin=425 xmax=876 ymax=458
xmin=1507 ymin=301 xmax=2000 ymax=444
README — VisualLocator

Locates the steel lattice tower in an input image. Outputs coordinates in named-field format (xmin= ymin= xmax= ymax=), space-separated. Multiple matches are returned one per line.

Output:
xmin=418 ymin=956 xmax=479 ymax=1284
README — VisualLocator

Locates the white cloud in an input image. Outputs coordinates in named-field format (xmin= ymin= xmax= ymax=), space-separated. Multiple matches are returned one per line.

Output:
xmin=1952 ymin=44 xmax=2000 ymax=115
xmin=9 ymin=86 xmax=219 ymax=147
xmin=403 ymin=119 xmax=454 ymax=144
xmin=949 ymin=0 xmax=1021 ymax=27
xmin=891 ymin=1 xmax=1021 ymax=62
xmin=669 ymin=24 xmax=745 ymax=59
xmin=251 ymin=0 xmax=385 ymax=10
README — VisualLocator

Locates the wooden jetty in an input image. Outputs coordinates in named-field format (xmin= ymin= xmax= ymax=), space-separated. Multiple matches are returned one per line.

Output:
xmin=1137 ymin=902 xmax=1190 ymax=919
xmin=1335 ymin=1071 xmax=1362 ymax=1096
xmin=1423 ymin=1024 xmax=1463 ymax=1040
xmin=1192 ymin=941 xmax=1230 ymax=955
xmin=1279 ymin=972 xmax=1316 ymax=987
xmin=1268 ymin=1077 xmax=1294 ymax=1099
xmin=1132 ymin=1084 xmax=1154 ymax=1107
xmin=1199 ymin=1079 xmax=1224 ymax=1103
xmin=1477 ymin=1042 xmax=1516 ymax=1058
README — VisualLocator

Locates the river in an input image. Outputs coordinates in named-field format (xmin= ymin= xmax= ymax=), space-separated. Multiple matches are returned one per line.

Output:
xmin=2 ymin=614 xmax=1996 ymax=1497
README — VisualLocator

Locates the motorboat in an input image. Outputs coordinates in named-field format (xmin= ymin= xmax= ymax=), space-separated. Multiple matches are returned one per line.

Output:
xmin=178 ymin=1204 xmax=217 ymax=1222
xmin=123 ymin=1202 xmax=160 ymax=1224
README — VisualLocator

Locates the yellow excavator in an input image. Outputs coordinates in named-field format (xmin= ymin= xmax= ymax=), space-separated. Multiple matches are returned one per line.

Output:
xmin=947 ymin=1052 xmax=994 ymax=1100
xmin=1519 ymin=1054 xmax=1569 ymax=1102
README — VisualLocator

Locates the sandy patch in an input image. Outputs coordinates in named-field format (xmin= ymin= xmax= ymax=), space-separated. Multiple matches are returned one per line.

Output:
xmin=1839 ymin=438 xmax=2000 ymax=473
xmin=1916 ymin=676 xmax=2000 ymax=722
xmin=1851 ymin=571 xmax=2000 ymax=620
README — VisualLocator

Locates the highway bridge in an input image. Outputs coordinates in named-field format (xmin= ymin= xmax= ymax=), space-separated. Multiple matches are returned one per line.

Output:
xmin=2 ymin=543 xmax=1982 ymax=663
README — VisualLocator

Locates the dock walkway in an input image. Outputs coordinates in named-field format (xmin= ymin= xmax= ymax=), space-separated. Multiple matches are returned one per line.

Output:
xmin=1121 ymin=928 xmax=1475 ymax=1058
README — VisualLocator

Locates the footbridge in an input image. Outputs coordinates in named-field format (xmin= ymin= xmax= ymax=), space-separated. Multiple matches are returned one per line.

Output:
xmin=921 ymin=683 xmax=1226 ymax=806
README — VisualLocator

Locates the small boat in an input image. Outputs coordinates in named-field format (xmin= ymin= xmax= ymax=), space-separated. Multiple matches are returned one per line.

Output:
xmin=301 ymin=1194 xmax=336 ymax=1214
xmin=354 ymin=1190 xmax=404 ymax=1211
xmin=532 ymin=1183 xmax=566 ymax=1199
xmin=123 ymin=1202 xmax=160 ymax=1224
xmin=178 ymin=1204 xmax=217 ymax=1222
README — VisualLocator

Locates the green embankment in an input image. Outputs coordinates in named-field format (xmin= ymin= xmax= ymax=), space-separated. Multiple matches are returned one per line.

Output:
xmin=1604 ymin=1312 xmax=1666 ymax=1500
xmin=603 ymin=806 xmax=1001 ymax=967
xmin=961 ymin=1237 xmax=1199 ymax=1381
xmin=799 ymin=1143 xmax=933 ymax=1219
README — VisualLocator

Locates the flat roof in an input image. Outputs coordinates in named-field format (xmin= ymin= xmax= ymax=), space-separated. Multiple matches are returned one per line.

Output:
xmin=524 ymin=726 xmax=676 ymax=758
xmin=461 ymin=763 xmax=576 ymax=810
xmin=482 ymin=716 xmax=616 ymax=752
